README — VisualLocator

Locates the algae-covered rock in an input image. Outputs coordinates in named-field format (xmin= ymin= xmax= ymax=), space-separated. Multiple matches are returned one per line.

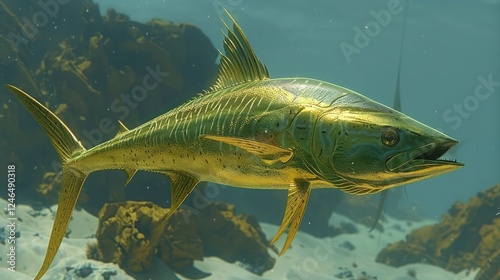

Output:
xmin=192 ymin=202 xmax=275 ymax=275
xmin=0 ymin=0 xmax=218 ymax=209
xmin=94 ymin=201 xmax=169 ymax=272
xmin=92 ymin=201 xmax=275 ymax=276
xmin=376 ymin=184 xmax=500 ymax=278
xmin=158 ymin=208 xmax=204 ymax=271
xmin=474 ymin=247 xmax=500 ymax=280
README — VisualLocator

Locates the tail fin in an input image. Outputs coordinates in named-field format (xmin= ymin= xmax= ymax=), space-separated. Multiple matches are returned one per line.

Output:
xmin=5 ymin=85 xmax=88 ymax=280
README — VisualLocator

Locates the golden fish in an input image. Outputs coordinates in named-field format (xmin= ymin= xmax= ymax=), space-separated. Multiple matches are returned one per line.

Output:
xmin=5 ymin=11 xmax=462 ymax=280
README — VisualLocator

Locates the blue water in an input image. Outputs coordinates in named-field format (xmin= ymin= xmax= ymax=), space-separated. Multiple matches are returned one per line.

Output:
xmin=94 ymin=0 xmax=500 ymax=218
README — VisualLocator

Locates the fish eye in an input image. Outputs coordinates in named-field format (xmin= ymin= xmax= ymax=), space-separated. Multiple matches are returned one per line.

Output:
xmin=381 ymin=128 xmax=399 ymax=146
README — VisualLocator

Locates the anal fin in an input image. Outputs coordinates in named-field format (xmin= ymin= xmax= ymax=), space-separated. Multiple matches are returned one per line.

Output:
xmin=123 ymin=169 xmax=138 ymax=187
xmin=161 ymin=172 xmax=200 ymax=222
xmin=270 ymin=179 xmax=311 ymax=255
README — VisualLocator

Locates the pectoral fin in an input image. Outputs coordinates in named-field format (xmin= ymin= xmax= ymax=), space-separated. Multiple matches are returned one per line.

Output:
xmin=161 ymin=172 xmax=200 ymax=222
xmin=270 ymin=179 xmax=311 ymax=255
xmin=203 ymin=135 xmax=293 ymax=165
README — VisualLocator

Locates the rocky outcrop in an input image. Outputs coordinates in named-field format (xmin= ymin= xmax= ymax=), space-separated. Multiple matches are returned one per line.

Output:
xmin=91 ymin=201 xmax=275 ymax=276
xmin=376 ymin=185 xmax=500 ymax=279
xmin=92 ymin=202 xmax=169 ymax=272
xmin=0 ymin=0 xmax=218 ymax=208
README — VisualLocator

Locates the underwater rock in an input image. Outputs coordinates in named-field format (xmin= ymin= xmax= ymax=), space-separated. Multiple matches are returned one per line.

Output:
xmin=191 ymin=202 xmax=275 ymax=275
xmin=94 ymin=201 xmax=169 ymax=272
xmin=0 ymin=0 xmax=218 ymax=210
xmin=93 ymin=201 xmax=275 ymax=276
xmin=376 ymin=184 xmax=500 ymax=278
xmin=339 ymin=240 xmax=356 ymax=251
xmin=157 ymin=208 xmax=204 ymax=272
xmin=474 ymin=247 xmax=500 ymax=280
xmin=0 ymin=226 xmax=20 ymax=245
xmin=64 ymin=263 xmax=120 ymax=280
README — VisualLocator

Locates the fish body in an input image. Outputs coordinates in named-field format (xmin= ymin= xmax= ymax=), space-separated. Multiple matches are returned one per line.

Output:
xmin=75 ymin=78 xmax=308 ymax=189
xmin=5 ymin=11 xmax=463 ymax=280
xmin=73 ymin=78 xmax=384 ymax=190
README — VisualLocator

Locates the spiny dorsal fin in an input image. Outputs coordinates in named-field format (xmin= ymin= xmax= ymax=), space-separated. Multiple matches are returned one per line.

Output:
xmin=208 ymin=9 xmax=269 ymax=93
xmin=117 ymin=120 xmax=129 ymax=136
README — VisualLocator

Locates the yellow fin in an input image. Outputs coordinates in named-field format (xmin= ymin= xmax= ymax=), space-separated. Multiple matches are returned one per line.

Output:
xmin=208 ymin=9 xmax=269 ymax=93
xmin=4 ymin=85 xmax=89 ymax=280
xmin=116 ymin=120 xmax=129 ymax=136
xmin=5 ymin=85 xmax=85 ymax=161
xmin=270 ymin=179 xmax=311 ymax=255
xmin=161 ymin=172 xmax=199 ymax=222
xmin=37 ymin=169 xmax=87 ymax=280
xmin=203 ymin=135 xmax=293 ymax=165
xmin=123 ymin=169 xmax=137 ymax=187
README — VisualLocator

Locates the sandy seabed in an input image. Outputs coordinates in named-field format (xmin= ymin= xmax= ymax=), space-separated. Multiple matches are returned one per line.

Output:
xmin=0 ymin=197 xmax=478 ymax=280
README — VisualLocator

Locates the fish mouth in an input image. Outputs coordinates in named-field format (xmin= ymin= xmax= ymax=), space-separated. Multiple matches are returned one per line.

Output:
xmin=386 ymin=139 xmax=464 ymax=172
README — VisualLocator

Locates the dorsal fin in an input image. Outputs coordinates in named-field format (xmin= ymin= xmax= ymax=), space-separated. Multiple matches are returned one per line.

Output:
xmin=116 ymin=120 xmax=129 ymax=136
xmin=208 ymin=9 xmax=269 ymax=92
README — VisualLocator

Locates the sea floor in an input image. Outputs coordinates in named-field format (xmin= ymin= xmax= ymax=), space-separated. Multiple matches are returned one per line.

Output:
xmin=0 ymin=197 xmax=478 ymax=280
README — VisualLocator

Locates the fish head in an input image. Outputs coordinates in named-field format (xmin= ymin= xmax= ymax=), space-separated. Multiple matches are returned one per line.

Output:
xmin=314 ymin=98 xmax=463 ymax=193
